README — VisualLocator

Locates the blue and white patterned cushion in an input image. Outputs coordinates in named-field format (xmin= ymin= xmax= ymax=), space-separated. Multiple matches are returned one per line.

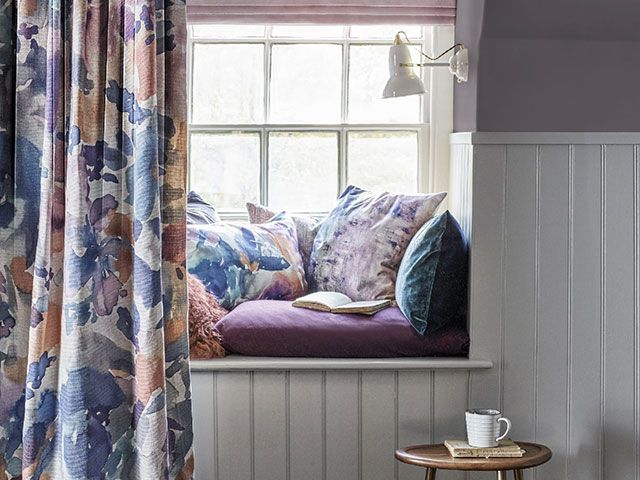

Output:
xmin=187 ymin=215 xmax=307 ymax=309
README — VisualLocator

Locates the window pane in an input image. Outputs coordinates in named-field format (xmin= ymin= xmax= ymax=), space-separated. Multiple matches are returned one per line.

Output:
xmin=347 ymin=131 xmax=418 ymax=193
xmin=349 ymin=25 xmax=422 ymax=39
xmin=348 ymin=45 xmax=420 ymax=123
xmin=192 ymin=43 xmax=264 ymax=124
xmin=190 ymin=132 xmax=260 ymax=211
xmin=191 ymin=25 xmax=265 ymax=38
xmin=271 ymin=25 xmax=346 ymax=38
xmin=268 ymin=132 xmax=338 ymax=211
xmin=270 ymin=44 xmax=342 ymax=123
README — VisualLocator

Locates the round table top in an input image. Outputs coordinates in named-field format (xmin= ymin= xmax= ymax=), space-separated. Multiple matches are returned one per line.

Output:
xmin=395 ymin=442 xmax=552 ymax=472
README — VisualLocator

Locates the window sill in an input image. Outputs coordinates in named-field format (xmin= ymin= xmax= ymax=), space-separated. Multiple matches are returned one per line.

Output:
xmin=191 ymin=355 xmax=492 ymax=372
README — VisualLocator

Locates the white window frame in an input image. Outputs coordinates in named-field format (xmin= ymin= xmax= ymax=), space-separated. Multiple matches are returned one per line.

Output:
xmin=187 ymin=25 xmax=454 ymax=219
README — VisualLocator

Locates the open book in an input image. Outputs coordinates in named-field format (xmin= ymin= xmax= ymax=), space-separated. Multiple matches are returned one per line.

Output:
xmin=292 ymin=292 xmax=391 ymax=315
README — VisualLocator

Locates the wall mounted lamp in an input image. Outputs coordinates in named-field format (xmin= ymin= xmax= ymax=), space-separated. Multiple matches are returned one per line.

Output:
xmin=383 ymin=31 xmax=469 ymax=99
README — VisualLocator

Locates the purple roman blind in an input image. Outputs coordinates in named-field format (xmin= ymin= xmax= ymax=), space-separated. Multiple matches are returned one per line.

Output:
xmin=186 ymin=0 xmax=456 ymax=25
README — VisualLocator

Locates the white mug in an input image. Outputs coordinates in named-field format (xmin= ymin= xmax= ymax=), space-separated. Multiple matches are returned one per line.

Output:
xmin=465 ymin=408 xmax=511 ymax=448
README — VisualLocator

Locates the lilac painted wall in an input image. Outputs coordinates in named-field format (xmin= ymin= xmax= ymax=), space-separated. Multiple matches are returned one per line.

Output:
xmin=454 ymin=0 xmax=640 ymax=132
xmin=452 ymin=0 xmax=484 ymax=133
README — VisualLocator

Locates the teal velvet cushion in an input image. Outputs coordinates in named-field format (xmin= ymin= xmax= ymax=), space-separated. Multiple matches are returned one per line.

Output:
xmin=396 ymin=211 xmax=468 ymax=335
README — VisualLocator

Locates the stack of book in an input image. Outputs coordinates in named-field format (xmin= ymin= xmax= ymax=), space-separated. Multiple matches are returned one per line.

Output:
xmin=444 ymin=439 xmax=525 ymax=458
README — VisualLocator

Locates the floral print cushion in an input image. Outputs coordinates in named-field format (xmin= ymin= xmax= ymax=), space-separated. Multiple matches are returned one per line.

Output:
xmin=309 ymin=185 xmax=447 ymax=301
xmin=187 ymin=216 xmax=307 ymax=309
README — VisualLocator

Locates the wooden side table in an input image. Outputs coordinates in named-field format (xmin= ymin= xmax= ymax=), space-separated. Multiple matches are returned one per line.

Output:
xmin=395 ymin=442 xmax=552 ymax=480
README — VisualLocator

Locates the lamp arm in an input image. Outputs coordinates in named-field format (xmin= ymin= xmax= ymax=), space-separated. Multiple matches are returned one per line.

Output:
xmin=396 ymin=30 xmax=465 ymax=62
xmin=400 ymin=62 xmax=450 ymax=67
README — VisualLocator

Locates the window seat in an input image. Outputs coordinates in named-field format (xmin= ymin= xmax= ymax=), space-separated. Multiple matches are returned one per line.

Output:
xmin=214 ymin=300 xmax=469 ymax=358
xmin=191 ymin=355 xmax=492 ymax=371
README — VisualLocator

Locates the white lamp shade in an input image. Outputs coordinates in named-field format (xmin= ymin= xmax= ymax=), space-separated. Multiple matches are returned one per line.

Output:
xmin=382 ymin=43 xmax=425 ymax=99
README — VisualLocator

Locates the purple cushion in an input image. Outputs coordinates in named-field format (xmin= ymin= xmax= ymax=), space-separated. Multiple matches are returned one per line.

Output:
xmin=309 ymin=185 xmax=447 ymax=301
xmin=214 ymin=300 xmax=469 ymax=358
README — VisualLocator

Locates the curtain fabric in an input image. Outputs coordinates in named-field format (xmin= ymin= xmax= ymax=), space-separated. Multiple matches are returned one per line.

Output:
xmin=187 ymin=0 xmax=456 ymax=25
xmin=0 ymin=0 xmax=193 ymax=478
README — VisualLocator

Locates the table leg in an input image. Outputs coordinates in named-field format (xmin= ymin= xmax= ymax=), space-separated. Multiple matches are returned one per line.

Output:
xmin=513 ymin=470 xmax=524 ymax=480
xmin=497 ymin=471 xmax=507 ymax=480
xmin=425 ymin=468 xmax=436 ymax=480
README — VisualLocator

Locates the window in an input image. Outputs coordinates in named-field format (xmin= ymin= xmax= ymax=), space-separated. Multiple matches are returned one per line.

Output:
xmin=188 ymin=25 xmax=453 ymax=216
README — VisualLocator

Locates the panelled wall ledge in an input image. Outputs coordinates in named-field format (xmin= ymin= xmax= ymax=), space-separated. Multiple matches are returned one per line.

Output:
xmin=191 ymin=356 xmax=493 ymax=371
xmin=451 ymin=131 xmax=640 ymax=145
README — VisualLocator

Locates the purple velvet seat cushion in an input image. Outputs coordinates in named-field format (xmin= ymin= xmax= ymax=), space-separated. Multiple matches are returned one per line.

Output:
xmin=214 ymin=300 xmax=469 ymax=358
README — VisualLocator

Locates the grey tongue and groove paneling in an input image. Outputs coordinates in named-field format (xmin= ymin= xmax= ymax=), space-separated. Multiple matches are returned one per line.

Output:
xmin=569 ymin=144 xmax=603 ymax=480
xmin=289 ymin=371 xmax=324 ymax=479
xmin=361 ymin=371 xmax=397 ymax=480
xmin=216 ymin=372 xmax=252 ymax=480
xmin=191 ymin=369 xmax=470 ymax=480
xmin=253 ymin=372 xmax=287 ymax=479
xmin=451 ymin=133 xmax=640 ymax=480
xmin=325 ymin=371 xmax=359 ymax=480
xmin=603 ymin=145 xmax=636 ymax=480
xmin=502 ymin=144 xmax=537 ymax=450
xmin=536 ymin=145 xmax=570 ymax=480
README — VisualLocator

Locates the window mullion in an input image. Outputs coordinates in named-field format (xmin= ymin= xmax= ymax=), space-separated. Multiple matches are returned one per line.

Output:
xmin=341 ymin=39 xmax=349 ymax=124
xmin=261 ymin=127 xmax=269 ymax=206
xmin=420 ymin=26 xmax=433 ymax=193
xmin=339 ymin=128 xmax=347 ymax=193
xmin=339 ymin=36 xmax=350 ymax=195
xmin=263 ymin=32 xmax=272 ymax=206
xmin=265 ymin=37 xmax=272 ymax=122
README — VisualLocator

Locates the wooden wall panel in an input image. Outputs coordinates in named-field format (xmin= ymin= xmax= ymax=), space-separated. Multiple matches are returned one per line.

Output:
xmin=289 ymin=371 xmax=324 ymax=480
xmin=459 ymin=134 xmax=640 ymax=480
xmin=535 ymin=145 xmax=570 ymax=480
xmin=397 ymin=372 xmax=433 ymax=480
xmin=253 ymin=372 xmax=288 ymax=480
xmin=502 ymin=145 xmax=537 ymax=448
xmin=361 ymin=371 xmax=397 ymax=480
xmin=569 ymin=145 xmax=603 ymax=480
xmin=603 ymin=145 xmax=637 ymax=480
xmin=192 ymin=372 xmax=216 ymax=480
xmin=433 ymin=371 xmax=468 ymax=480
xmin=215 ymin=372 xmax=252 ymax=480
xmin=466 ymin=144 xmax=506 ymax=416
xmin=462 ymin=143 xmax=509 ymax=480
xmin=449 ymin=142 xmax=473 ymax=241
xmin=325 ymin=371 xmax=359 ymax=480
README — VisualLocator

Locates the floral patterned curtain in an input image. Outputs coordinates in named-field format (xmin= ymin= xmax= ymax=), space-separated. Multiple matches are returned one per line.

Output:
xmin=0 ymin=0 xmax=193 ymax=478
